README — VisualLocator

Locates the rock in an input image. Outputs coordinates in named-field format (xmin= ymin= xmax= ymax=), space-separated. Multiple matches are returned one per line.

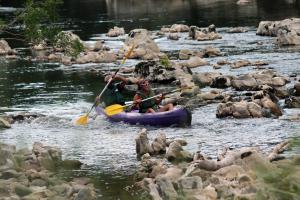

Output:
xmin=135 ymin=129 xmax=153 ymax=156
xmin=247 ymin=102 xmax=263 ymax=117
xmin=74 ymin=187 xmax=95 ymax=200
xmin=169 ymin=24 xmax=189 ymax=32
xmin=285 ymin=96 xmax=300 ymax=108
xmin=232 ymin=101 xmax=251 ymax=118
xmin=217 ymin=59 xmax=230 ymax=65
xmin=166 ymin=141 xmax=193 ymax=162
xmin=178 ymin=176 xmax=202 ymax=190
xmin=121 ymin=29 xmax=160 ymax=60
xmin=193 ymin=72 xmax=222 ymax=87
xmin=106 ymin=26 xmax=125 ymax=37
xmin=179 ymin=49 xmax=203 ymax=60
xmin=55 ymin=31 xmax=83 ymax=48
xmin=61 ymin=159 xmax=82 ymax=170
xmin=231 ymin=60 xmax=251 ymax=69
xmin=0 ymin=117 xmax=11 ymax=128
xmin=156 ymin=176 xmax=178 ymax=199
xmin=294 ymin=83 xmax=300 ymax=96
xmin=151 ymin=133 xmax=167 ymax=155
xmin=261 ymin=97 xmax=282 ymax=116
xmin=197 ymin=90 xmax=222 ymax=101
xmin=180 ymin=56 xmax=208 ymax=68
xmin=167 ymin=33 xmax=180 ymax=40
xmin=1 ymin=169 xmax=21 ymax=179
xmin=202 ymin=46 xmax=222 ymax=57
xmin=231 ymin=74 xmax=258 ymax=91
xmin=0 ymin=40 xmax=13 ymax=55
xmin=211 ymin=76 xmax=232 ymax=88
xmin=227 ymin=27 xmax=248 ymax=33
xmin=236 ymin=0 xmax=251 ymax=5
xmin=257 ymin=18 xmax=300 ymax=37
xmin=189 ymin=26 xmax=222 ymax=41
xmin=214 ymin=165 xmax=245 ymax=180
xmin=31 ymin=178 xmax=48 ymax=187
xmin=15 ymin=184 xmax=32 ymax=197
xmin=277 ymin=29 xmax=300 ymax=45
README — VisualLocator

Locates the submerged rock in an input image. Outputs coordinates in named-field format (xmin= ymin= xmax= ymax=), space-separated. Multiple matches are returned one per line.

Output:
xmin=0 ymin=117 xmax=11 ymax=128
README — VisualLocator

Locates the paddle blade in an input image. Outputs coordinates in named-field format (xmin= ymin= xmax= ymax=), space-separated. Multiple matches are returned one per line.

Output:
xmin=105 ymin=104 xmax=125 ymax=116
xmin=76 ymin=114 xmax=88 ymax=125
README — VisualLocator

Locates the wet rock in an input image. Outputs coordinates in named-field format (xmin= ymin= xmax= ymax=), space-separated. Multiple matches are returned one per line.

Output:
xmin=166 ymin=141 xmax=193 ymax=162
xmin=231 ymin=74 xmax=258 ymax=90
xmin=189 ymin=25 xmax=222 ymax=41
xmin=247 ymin=102 xmax=263 ymax=117
xmin=202 ymin=46 xmax=222 ymax=57
xmin=257 ymin=18 xmax=300 ymax=37
xmin=231 ymin=60 xmax=251 ymax=69
xmin=55 ymin=31 xmax=83 ymax=49
xmin=151 ymin=133 xmax=167 ymax=155
xmin=106 ymin=26 xmax=125 ymax=37
xmin=180 ymin=56 xmax=208 ymax=68
xmin=135 ymin=129 xmax=154 ymax=156
xmin=179 ymin=49 xmax=203 ymax=60
xmin=121 ymin=29 xmax=160 ymax=60
xmin=227 ymin=27 xmax=248 ymax=33
xmin=167 ymin=33 xmax=180 ymax=40
xmin=285 ymin=96 xmax=300 ymax=108
xmin=33 ymin=42 xmax=47 ymax=51
xmin=156 ymin=176 xmax=178 ymax=199
xmin=61 ymin=159 xmax=83 ymax=170
xmin=197 ymin=90 xmax=222 ymax=101
xmin=274 ymin=86 xmax=289 ymax=98
xmin=211 ymin=76 xmax=232 ymax=88
xmin=217 ymin=59 xmax=230 ymax=65
xmin=169 ymin=24 xmax=189 ymax=32
xmin=0 ymin=40 xmax=14 ymax=55
xmin=193 ymin=72 xmax=222 ymax=87
xmin=294 ymin=82 xmax=300 ymax=96
xmin=0 ymin=117 xmax=11 ymax=128
xmin=232 ymin=101 xmax=251 ymax=118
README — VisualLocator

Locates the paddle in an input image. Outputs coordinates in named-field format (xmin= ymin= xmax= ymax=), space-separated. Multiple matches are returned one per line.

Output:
xmin=104 ymin=87 xmax=189 ymax=116
xmin=76 ymin=45 xmax=135 ymax=125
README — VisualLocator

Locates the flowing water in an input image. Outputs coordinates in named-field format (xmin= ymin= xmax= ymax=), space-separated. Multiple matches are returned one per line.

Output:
xmin=0 ymin=0 xmax=300 ymax=199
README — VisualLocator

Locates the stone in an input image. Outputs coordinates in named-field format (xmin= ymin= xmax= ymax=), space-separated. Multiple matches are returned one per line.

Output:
xmin=156 ymin=176 xmax=178 ymax=199
xmin=232 ymin=101 xmax=251 ymax=118
xmin=180 ymin=56 xmax=208 ymax=68
xmin=15 ymin=184 xmax=32 ymax=197
xmin=74 ymin=188 xmax=94 ymax=200
xmin=166 ymin=141 xmax=193 ymax=162
xmin=1 ymin=169 xmax=21 ymax=179
xmin=0 ymin=117 xmax=11 ymax=128
xmin=61 ymin=159 xmax=82 ymax=170
xmin=193 ymin=72 xmax=222 ymax=87
xmin=167 ymin=33 xmax=180 ymax=40
xmin=169 ymin=24 xmax=189 ymax=32
xmin=178 ymin=176 xmax=202 ymax=190
xmin=231 ymin=60 xmax=251 ymax=69
xmin=106 ymin=26 xmax=125 ymax=37
xmin=121 ymin=29 xmax=160 ymax=60
xmin=31 ymin=178 xmax=48 ymax=187
xmin=0 ymin=39 xmax=13 ymax=55
xmin=227 ymin=27 xmax=248 ymax=33
xmin=202 ymin=46 xmax=222 ymax=57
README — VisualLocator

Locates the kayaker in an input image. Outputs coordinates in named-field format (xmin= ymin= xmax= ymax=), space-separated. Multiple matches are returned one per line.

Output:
xmin=97 ymin=74 xmax=138 ymax=107
xmin=132 ymin=80 xmax=174 ymax=113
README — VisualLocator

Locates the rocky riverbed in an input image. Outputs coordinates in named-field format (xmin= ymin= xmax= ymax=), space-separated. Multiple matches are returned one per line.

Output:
xmin=0 ymin=15 xmax=300 ymax=199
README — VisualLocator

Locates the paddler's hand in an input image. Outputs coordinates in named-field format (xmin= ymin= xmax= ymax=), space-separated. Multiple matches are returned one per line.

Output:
xmin=95 ymin=96 xmax=101 ymax=103
xmin=134 ymin=99 xmax=142 ymax=104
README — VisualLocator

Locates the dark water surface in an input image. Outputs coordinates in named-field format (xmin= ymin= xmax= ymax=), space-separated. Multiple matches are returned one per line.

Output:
xmin=0 ymin=0 xmax=300 ymax=199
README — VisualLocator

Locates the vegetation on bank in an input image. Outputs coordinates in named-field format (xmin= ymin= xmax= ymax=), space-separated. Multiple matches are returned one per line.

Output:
xmin=0 ymin=0 xmax=83 ymax=57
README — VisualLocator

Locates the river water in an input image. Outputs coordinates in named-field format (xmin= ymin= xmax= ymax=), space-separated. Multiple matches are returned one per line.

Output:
xmin=0 ymin=0 xmax=300 ymax=199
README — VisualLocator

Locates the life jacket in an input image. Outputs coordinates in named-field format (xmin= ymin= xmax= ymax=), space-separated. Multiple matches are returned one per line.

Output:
xmin=136 ymin=89 xmax=158 ymax=113
xmin=101 ymin=83 xmax=125 ymax=107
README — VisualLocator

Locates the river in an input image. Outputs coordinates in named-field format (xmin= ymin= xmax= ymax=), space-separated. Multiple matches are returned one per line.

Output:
xmin=0 ymin=0 xmax=300 ymax=199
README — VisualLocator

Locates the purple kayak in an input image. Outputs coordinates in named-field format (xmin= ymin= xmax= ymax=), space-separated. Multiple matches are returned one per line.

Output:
xmin=95 ymin=106 xmax=192 ymax=127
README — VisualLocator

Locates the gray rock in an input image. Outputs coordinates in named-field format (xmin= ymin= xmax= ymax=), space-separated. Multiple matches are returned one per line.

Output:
xmin=178 ymin=176 xmax=202 ymax=190
xmin=0 ymin=117 xmax=11 ymax=128
xmin=15 ymin=184 xmax=32 ymax=197
xmin=74 ymin=188 xmax=94 ymax=200
xmin=31 ymin=178 xmax=48 ymax=187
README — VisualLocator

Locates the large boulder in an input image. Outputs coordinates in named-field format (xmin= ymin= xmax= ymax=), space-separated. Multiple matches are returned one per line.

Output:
xmin=120 ymin=29 xmax=160 ymax=60
xmin=180 ymin=56 xmax=208 ymax=68
xmin=257 ymin=18 xmax=300 ymax=37
xmin=165 ymin=141 xmax=193 ymax=162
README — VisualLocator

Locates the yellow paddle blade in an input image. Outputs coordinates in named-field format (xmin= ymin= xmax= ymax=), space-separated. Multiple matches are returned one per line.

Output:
xmin=76 ymin=114 xmax=88 ymax=125
xmin=105 ymin=104 xmax=125 ymax=116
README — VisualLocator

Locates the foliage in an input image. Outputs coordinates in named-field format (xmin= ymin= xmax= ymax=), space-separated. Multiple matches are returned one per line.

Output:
xmin=159 ymin=55 xmax=171 ymax=68
xmin=21 ymin=0 xmax=63 ymax=45
xmin=54 ymin=31 xmax=84 ymax=58
xmin=255 ymin=137 xmax=300 ymax=200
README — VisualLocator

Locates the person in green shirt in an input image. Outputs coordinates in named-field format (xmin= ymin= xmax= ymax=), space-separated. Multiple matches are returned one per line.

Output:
xmin=133 ymin=80 xmax=174 ymax=113
xmin=98 ymin=74 xmax=137 ymax=107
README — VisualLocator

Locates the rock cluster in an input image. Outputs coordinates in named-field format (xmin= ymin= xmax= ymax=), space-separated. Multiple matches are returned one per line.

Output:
xmin=134 ymin=129 xmax=295 ymax=200
xmin=0 ymin=142 xmax=96 ymax=200
xmin=257 ymin=18 xmax=300 ymax=45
